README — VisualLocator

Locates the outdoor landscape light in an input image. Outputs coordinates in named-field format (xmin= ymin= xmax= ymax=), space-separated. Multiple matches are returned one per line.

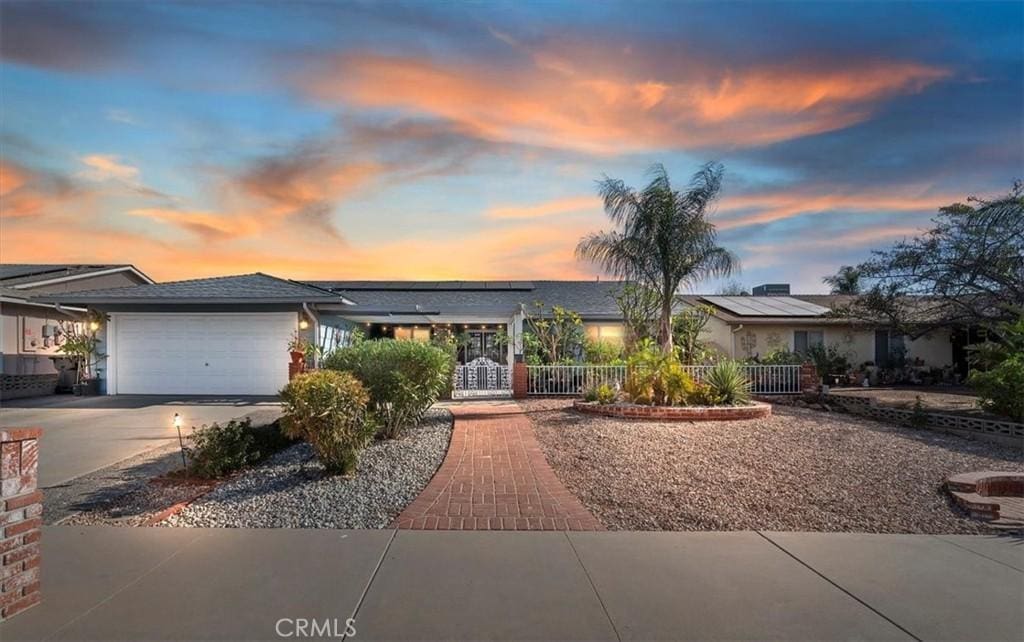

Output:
xmin=173 ymin=413 xmax=187 ymax=474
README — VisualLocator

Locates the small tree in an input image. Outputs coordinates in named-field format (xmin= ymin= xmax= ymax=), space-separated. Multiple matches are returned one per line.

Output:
xmin=672 ymin=304 xmax=716 ymax=365
xmin=613 ymin=283 xmax=660 ymax=351
xmin=840 ymin=182 xmax=1023 ymax=335
xmin=523 ymin=302 xmax=584 ymax=364
xmin=57 ymin=313 xmax=106 ymax=384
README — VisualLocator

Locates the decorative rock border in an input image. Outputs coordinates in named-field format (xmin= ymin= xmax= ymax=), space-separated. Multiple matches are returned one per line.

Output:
xmin=946 ymin=471 xmax=1024 ymax=522
xmin=573 ymin=400 xmax=771 ymax=421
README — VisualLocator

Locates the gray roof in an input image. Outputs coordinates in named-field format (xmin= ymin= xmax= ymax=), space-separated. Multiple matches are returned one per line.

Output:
xmin=0 ymin=264 xmax=150 ymax=287
xmin=35 ymin=273 xmax=346 ymax=305
xmin=306 ymin=280 xmax=629 ymax=318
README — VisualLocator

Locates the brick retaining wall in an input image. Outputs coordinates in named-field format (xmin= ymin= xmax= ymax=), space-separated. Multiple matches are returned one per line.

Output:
xmin=573 ymin=400 xmax=772 ymax=421
xmin=1 ymin=428 xmax=42 ymax=621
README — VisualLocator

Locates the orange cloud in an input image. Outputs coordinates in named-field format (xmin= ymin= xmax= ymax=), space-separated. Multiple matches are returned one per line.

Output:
xmin=0 ymin=160 xmax=80 ymax=219
xmin=128 ymin=208 xmax=263 ymax=241
xmin=485 ymin=195 xmax=600 ymax=220
xmin=299 ymin=52 xmax=950 ymax=152
xmin=79 ymin=154 xmax=139 ymax=181
xmin=715 ymin=187 xmax=959 ymax=230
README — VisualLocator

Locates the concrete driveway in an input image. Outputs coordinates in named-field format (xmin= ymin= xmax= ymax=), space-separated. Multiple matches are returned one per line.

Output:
xmin=0 ymin=395 xmax=280 ymax=487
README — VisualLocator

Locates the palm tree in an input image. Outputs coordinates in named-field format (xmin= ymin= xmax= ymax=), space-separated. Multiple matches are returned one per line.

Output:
xmin=577 ymin=162 xmax=737 ymax=353
xmin=824 ymin=265 xmax=862 ymax=294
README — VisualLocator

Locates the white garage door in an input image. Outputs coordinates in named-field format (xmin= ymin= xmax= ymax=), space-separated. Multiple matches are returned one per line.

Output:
xmin=113 ymin=313 xmax=296 ymax=395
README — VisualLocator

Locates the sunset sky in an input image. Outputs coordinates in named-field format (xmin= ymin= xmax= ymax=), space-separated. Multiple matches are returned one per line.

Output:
xmin=1 ymin=1 xmax=1021 ymax=292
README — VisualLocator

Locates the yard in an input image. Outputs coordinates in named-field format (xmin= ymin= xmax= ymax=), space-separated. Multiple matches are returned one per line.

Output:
xmin=829 ymin=386 xmax=994 ymax=417
xmin=523 ymin=398 xmax=1024 ymax=533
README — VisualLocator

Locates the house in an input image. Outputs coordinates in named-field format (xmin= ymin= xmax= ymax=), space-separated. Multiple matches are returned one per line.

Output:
xmin=25 ymin=269 xmax=958 ymax=396
xmin=0 ymin=265 xmax=152 ymax=395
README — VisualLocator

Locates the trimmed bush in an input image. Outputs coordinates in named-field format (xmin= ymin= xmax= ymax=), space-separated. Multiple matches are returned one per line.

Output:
xmin=279 ymin=370 xmax=373 ymax=475
xmin=969 ymin=353 xmax=1024 ymax=421
xmin=185 ymin=418 xmax=293 ymax=479
xmin=703 ymin=360 xmax=752 ymax=405
xmin=324 ymin=339 xmax=453 ymax=439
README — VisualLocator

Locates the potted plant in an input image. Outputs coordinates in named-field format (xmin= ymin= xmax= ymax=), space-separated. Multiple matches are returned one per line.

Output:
xmin=58 ymin=314 xmax=105 ymax=395
xmin=288 ymin=332 xmax=310 ymax=365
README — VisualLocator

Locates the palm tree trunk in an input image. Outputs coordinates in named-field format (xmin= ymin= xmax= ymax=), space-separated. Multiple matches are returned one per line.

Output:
xmin=658 ymin=292 xmax=674 ymax=353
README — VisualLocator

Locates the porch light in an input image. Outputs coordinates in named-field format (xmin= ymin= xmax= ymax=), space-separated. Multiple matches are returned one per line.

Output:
xmin=88 ymin=320 xmax=100 ymax=332
xmin=298 ymin=318 xmax=310 ymax=330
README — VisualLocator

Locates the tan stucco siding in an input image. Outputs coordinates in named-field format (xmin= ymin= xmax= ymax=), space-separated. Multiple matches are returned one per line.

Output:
xmin=905 ymin=329 xmax=953 ymax=366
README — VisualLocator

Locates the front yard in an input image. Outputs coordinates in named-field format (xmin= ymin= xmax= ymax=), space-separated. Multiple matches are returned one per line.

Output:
xmin=523 ymin=398 xmax=1023 ymax=533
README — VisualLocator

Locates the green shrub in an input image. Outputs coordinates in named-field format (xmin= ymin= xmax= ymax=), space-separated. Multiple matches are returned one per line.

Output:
xmin=757 ymin=349 xmax=804 ymax=365
xmin=583 ymin=382 xmax=618 ymax=404
xmin=687 ymin=381 xmax=721 ymax=406
xmin=969 ymin=353 xmax=1024 ymax=421
xmin=584 ymin=339 xmax=623 ymax=365
xmin=703 ymin=360 xmax=752 ymax=405
xmin=804 ymin=343 xmax=851 ymax=377
xmin=279 ymin=370 xmax=374 ymax=475
xmin=324 ymin=339 xmax=453 ymax=439
xmin=185 ymin=418 xmax=292 ymax=479
xmin=624 ymin=339 xmax=695 ymax=406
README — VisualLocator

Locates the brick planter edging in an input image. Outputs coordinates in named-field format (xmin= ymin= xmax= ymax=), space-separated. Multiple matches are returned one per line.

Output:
xmin=573 ymin=400 xmax=771 ymax=421
xmin=1 ymin=427 xmax=42 ymax=621
xmin=946 ymin=471 xmax=1024 ymax=521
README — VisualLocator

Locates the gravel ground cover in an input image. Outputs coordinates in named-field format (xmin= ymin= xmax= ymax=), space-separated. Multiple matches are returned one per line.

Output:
xmin=523 ymin=399 xmax=1023 ymax=533
xmin=829 ymin=386 xmax=997 ymax=418
xmin=164 ymin=409 xmax=453 ymax=528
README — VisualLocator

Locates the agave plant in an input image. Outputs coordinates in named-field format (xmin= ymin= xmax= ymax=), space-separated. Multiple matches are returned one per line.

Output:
xmin=703 ymin=360 xmax=752 ymax=405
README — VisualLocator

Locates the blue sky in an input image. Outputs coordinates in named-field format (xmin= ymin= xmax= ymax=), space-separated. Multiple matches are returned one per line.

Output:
xmin=1 ymin=1 xmax=1021 ymax=291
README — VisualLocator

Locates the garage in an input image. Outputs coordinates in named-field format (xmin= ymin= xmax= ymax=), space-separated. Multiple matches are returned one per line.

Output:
xmin=35 ymin=273 xmax=350 ymax=396
xmin=111 ymin=313 xmax=297 ymax=395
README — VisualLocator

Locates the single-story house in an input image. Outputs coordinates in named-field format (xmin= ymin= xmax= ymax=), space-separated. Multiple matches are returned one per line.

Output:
xmin=0 ymin=264 xmax=152 ymax=381
xmin=25 ymin=270 xmax=960 ymax=396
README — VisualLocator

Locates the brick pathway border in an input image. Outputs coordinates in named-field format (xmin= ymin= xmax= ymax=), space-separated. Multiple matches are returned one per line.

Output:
xmin=394 ymin=404 xmax=603 ymax=530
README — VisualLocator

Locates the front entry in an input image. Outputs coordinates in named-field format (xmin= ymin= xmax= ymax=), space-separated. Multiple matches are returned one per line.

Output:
xmin=458 ymin=329 xmax=504 ymax=364
xmin=452 ymin=357 xmax=511 ymax=398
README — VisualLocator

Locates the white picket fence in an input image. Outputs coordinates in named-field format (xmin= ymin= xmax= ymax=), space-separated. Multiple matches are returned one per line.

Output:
xmin=526 ymin=364 xmax=802 ymax=396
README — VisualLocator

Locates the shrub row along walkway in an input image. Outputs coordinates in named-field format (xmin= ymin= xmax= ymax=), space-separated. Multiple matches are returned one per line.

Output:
xmin=394 ymin=404 xmax=603 ymax=530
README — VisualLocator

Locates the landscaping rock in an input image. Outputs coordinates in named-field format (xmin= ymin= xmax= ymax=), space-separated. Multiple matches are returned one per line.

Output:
xmin=164 ymin=409 xmax=453 ymax=529
xmin=524 ymin=399 xmax=1023 ymax=534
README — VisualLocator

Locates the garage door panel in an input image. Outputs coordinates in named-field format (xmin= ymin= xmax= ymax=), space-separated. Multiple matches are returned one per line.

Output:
xmin=114 ymin=313 xmax=295 ymax=395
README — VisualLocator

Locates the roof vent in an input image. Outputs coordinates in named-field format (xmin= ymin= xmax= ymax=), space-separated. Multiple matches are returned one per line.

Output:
xmin=752 ymin=283 xmax=790 ymax=296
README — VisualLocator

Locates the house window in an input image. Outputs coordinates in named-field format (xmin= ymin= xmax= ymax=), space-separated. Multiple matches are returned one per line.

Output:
xmin=793 ymin=330 xmax=824 ymax=354
xmin=874 ymin=330 xmax=906 ymax=367
xmin=393 ymin=327 xmax=431 ymax=342
xmin=585 ymin=324 xmax=625 ymax=345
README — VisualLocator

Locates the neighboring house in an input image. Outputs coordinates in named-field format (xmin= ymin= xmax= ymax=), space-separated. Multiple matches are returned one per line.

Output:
xmin=0 ymin=264 xmax=152 ymax=378
xmin=680 ymin=292 xmax=955 ymax=370
xmin=29 ymin=270 xmax=958 ymax=396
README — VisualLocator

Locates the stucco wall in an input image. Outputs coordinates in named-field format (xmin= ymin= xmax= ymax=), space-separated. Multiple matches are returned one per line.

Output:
xmin=729 ymin=323 xmax=952 ymax=368
xmin=0 ymin=313 xmax=61 ymax=375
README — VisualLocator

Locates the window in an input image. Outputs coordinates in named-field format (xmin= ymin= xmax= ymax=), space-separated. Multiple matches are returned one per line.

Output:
xmin=393 ymin=327 xmax=431 ymax=342
xmin=793 ymin=330 xmax=824 ymax=354
xmin=585 ymin=324 xmax=625 ymax=345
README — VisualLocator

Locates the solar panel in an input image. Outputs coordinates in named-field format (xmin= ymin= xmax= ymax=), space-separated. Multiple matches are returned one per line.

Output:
xmin=701 ymin=296 xmax=830 ymax=317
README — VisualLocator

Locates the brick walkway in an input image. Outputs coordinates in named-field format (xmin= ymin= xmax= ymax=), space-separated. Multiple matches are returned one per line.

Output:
xmin=394 ymin=404 xmax=603 ymax=530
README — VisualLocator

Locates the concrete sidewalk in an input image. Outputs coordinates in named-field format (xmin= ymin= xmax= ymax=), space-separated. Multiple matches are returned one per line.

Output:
xmin=1 ymin=527 xmax=1021 ymax=641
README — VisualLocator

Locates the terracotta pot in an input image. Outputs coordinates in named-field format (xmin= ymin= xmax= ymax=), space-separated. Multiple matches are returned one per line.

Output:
xmin=290 ymin=350 xmax=305 ymax=364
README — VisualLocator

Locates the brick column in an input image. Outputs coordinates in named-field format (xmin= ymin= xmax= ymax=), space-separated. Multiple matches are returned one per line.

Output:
xmin=800 ymin=362 xmax=820 ymax=395
xmin=512 ymin=361 xmax=528 ymax=399
xmin=1 ymin=428 xmax=42 ymax=621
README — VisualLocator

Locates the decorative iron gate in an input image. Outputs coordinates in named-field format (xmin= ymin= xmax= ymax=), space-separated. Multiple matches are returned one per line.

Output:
xmin=453 ymin=357 xmax=512 ymax=398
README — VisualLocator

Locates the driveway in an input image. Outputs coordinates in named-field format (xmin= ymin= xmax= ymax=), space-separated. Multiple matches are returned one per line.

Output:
xmin=0 ymin=395 xmax=280 ymax=488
